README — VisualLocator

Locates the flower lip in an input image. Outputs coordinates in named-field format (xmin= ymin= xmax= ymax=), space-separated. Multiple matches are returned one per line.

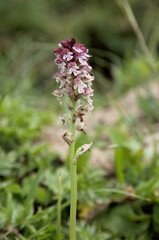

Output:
xmin=52 ymin=89 xmax=63 ymax=97
xmin=53 ymin=71 xmax=60 ymax=78
xmin=67 ymin=62 xmax=80 ymax=75
xmin=83 ymin=74 xmax=95 ymax=82
xmin=72 ymin=43 xmax=87 ymax=54
xmin=80 ymin=65 xmax=92 ymax=72
xmin=83 ymin=88 xmax=94 ymax=95
xmin=60 ymin=73 xmax=68 ymax=79
xmin=73 ymin=78 xmax=81 ymax=82
xmin=62 ymin=49 xmax=73 ymax=61
xmin=67 ymin=62 xmax=76 ymax=69
xmin=54 ymin=56 xmax=63 ymax=64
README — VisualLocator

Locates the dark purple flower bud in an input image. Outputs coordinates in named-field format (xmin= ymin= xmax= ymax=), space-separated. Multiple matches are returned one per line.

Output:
xmin=60 ymin=39 xmax=70 ymax=48
xmin=54 ymin=48 xmax=63 ymax=55
xmin=70 ymin=38 xmax=76 ymax=46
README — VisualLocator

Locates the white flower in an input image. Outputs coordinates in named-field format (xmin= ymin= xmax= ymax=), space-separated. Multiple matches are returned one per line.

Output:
xmin=63 ymin=51 xmax=73 ymax=61
xmin=76 ymin=120 xmax=87 ymax=132
xmin=73 ymin=79 xmax=87 ymax=94
xmin=76 ymin=99 xmax=82 ymax=110
xmin=72 ymin=46 xmax=83 ymax=53
xmin=62 ymin=130 xmax=73 ymax=145
xmin=78 ymin=53 xmax=91 ymax=65
xmin=68 ymin=63 xmax=80 ymax=76
xmin=78 ymin=58 xmax=87 ymax=65
xmin=58 ymin=62 xmax=66 ymax=73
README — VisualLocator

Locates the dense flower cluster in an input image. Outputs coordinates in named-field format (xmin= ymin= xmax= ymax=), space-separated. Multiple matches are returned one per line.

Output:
xmin=53 ymin=38 xmax=94 ymax=109
xmin=53 ymin=38 xmax=94 ymax=138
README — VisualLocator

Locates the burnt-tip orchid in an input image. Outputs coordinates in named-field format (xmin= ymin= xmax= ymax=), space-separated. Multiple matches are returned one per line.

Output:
xmin=52 ymin=38 xmax=94 ymax=240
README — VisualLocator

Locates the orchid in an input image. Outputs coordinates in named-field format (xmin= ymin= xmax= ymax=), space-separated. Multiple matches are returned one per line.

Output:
xmin=52 ymin=38 xmax=94 ymax=240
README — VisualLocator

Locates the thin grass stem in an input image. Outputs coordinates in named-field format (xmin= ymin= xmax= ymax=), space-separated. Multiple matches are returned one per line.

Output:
xmin=57 ymin=170 xmax=62 ymax=240
xmin=117 ymin=0 xmax=154 ymax=69
xmin=115 ymin=148 xmax=124 ymax=186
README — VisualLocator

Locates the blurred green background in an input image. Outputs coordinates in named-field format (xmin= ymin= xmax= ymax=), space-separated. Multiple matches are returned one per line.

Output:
xmin=1 ymin=0 xmax=159 ymax=97
xmin=1 ymin=0 xmax=159 ymax=239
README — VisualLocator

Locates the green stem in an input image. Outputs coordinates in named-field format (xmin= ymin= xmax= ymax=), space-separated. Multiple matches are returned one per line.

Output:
xmin=115 ymin=148 xmax=124 ymax=187
xmin=57 ymin=170 xmax=62 ymax=240
xmin=69 ymin=101 xmax=77 ymax=240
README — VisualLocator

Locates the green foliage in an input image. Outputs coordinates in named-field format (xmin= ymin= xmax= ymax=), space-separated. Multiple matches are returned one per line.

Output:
xmin=138 ymin=94 xmax=159 ymax=123
xmin=1 ymin=75 xmax=159 ymax=239
xmin=77 ymin=221 xmax=110 ymax=240
xmin=0 ymin=92 xmax=56 ymax=239
xmin=113 ymin=57 xmax=153 ymax=94
xmin=0 ymin=88 xmax=106 ymax=239
xmin=104 ymin=204 xmax=150 ymax=239
xmin=1 ymin=0 xmax=159 ymax=239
